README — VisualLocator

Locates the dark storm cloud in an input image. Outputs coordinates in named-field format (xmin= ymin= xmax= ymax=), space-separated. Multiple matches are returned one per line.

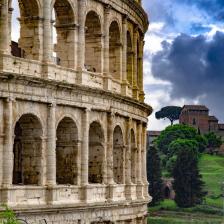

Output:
xmin=143 ymin=0 xmax=224 ymax=34
xmin=151 ymin=31 xmax=224 ymax=120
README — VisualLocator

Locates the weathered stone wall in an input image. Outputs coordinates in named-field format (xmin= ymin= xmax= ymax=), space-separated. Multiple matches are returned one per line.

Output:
xmin=0 ymin=0 xmax=151 ymax=223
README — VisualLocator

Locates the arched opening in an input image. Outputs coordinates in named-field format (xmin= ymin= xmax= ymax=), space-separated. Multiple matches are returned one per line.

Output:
xmin=127 ymin=31 xmax=133 ymax=85
xmin=56 ymin=117 xmax=78 ymax=185
xmin=13 ymin=114 xmax=43 ymax=185
xmin=109 ymin=21 xmax=121 ymax=80
xmin=164 ymin=186 xmax=171 ymax=199
xmin=53 ymin=0 xmax=75 ymax=67
xmin=85 ymin=11 xmax=102 ymax=73
xmin=89 ymin=121 xmax=104 ymax=184
xmin=130 ymin=129 xmax=137 ymax=184
xmin=10 ymin=0 xmax=41 ymax=60
xmin=113 ymin=126 xmax=124 ymax=184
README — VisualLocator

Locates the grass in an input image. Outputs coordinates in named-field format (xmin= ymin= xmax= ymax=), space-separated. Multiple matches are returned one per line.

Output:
xmin=148 ymin=154 xmax=224 ymax=223
xmin=199 ymin=154 xmax=224 ymax=208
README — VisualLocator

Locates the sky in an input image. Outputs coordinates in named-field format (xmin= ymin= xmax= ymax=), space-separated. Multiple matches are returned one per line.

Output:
xmin=142 ymin=0 xmax=224 ymax=130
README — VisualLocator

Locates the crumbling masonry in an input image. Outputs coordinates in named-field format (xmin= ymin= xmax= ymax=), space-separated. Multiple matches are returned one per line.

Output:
xmin=0 ymin=0 xmax=152 ymax=223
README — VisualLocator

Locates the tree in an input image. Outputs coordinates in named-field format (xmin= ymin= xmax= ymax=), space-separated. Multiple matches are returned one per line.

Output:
xmin=155 ymin=106 xmax=182 ymax=125
xmin=204 ymin=132 xmax=222 ymax=153
xmin=147 ymin=146 xmax=163 ymax=206
xmin=156 ymin=124 xmax=198 ymax=155
xmin=172 ymin=140 xmax=206 ymax=208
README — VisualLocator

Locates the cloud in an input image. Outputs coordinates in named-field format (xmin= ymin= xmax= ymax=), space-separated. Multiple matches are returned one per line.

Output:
xmin=151 ymin=31 xmax=224 ymax=122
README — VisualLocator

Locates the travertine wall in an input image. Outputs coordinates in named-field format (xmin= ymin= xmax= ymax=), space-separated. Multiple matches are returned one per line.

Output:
xmin=0 ymin=0 xmax=151 ymax=223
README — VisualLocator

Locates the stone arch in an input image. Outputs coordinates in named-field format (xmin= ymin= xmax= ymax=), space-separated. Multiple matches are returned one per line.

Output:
xmin=127 ymin=31 xmax=133 ymax=85
xmin=113 ymin=125 xmax=124 ymax=184
xmin=89 ymin=121 xmax=104 ymax=184
xmin=85 ymin=10 xmax=102 ymax=73
xmin=10 ymin=0 xmax=42 ymax=60
xmin=56 ymin=117 xmax=78 ymax=185
xmin=109 ymin=21 xmax=122 ymax=80
xmin=53 ymin=0 xmax=76 ymax=68
xmin=130 ymin=129 xmax=137 ymax=184
xmin=13 ymin=113 xmax=43 ymax=185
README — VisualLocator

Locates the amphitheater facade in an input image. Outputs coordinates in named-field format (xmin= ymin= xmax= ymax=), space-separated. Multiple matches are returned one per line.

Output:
xmin=0 ymin=0 xmax=152 ymax=223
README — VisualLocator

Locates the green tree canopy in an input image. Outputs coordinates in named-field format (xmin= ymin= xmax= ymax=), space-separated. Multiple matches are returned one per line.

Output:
xmin=204 ymin=132 xmax=223 ymax=150
xmin=156 ymin=124 xmax=199 ymax=155
xmin=155 ymin=106 xmax=182 ymax=125
xmin=172 ymin=140 xmax=206 ymax=208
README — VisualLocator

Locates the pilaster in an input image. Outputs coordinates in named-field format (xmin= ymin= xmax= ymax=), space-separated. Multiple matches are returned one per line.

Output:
xmin=136 ymin=121 xmax=144 ymax=199
xmin=125 ymin=117 xmax=132 ymax=200
xmin=121 ymin=15 xmax=128 ymax=96
xmin=46 ymin=102 xmax=56 ymax=187
xmin=132 ymin=25 xmax=139 ymax=100
xmin=0 ymin=0 xmax=9 ymax=54
xmin=81 ymin=108 xmax=90 ymax=202
xmin=103 ymin=5 xmax=112 ymax=91
xmin=77 ymin=0 xmax=86 ymax=71
xmin=43 ymin=0 xmax=53 ymax=63
xmin=2 ymin=97 xmax=14 ymax=187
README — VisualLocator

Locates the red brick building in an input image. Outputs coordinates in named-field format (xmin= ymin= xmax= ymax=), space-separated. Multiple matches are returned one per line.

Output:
xmin=180 ymin=105 xmax=224 ymax=137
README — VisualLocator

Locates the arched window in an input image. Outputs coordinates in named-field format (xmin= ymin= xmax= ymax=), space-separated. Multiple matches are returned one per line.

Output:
xmin=13 ymin=114 xmax=43 ymax=185
xmin=89 ymin=121 xmax=104 ymax=184
xmin=85 ymin=11 xmax=102 ymax=73
xmin=53 ymin=0 xmax=75 ymax=68
xmin=130 ymin=129 xmax=137 ymax=184
xmin=113 ymin=126 xmax=124 ymax=184
xmin=127 ymin=31 xmax=133 ymax=85
xmin=109 ymin=21 xmax=121 ymax=80
xmin=10 ymin=0 xmax=41 ymax=60
xmin=56 ymin=117 xmax=78 ymax=185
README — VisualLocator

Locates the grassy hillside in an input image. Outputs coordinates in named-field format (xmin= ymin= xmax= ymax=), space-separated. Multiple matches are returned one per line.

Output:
xmin=148 ymin=154 xmax=224 ymax=223
xmin=199 ymin=154 xmax=224 ymax=208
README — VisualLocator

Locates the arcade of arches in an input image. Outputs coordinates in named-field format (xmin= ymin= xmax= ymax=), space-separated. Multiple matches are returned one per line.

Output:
xmin=10 ymin=112 xmax=147 ymax=189
xmin=0 ymin=0 xmax=145 ymax=101
xmin=0 ymin=0 xmax=150 ymax=223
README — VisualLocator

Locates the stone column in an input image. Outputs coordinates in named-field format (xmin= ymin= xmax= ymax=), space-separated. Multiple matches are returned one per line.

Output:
xmin=106 ymin=112 xmax=116 ymax=201
xmin=107 ymin=112 xmax=114 ymax=185
xmin=81 ymin=108 xmax=90 ymax=185
xmin=76 ymin=140 xmax=82 ymax=186
xmin=8 ymin=7 xmax=13 ymax=52
xmin=103 ymin=5 xmax=112 ymax=91
xmin=43 ymin=0 xmax=52 ymax=63
xmin=139 ymin=38 xmax=145 ymax=102
xmin=142 ymin=124 xmax=150 ymax=199
xmin=125 ymin=118 xmax=132 ymax=200
xmin=46 ymin=103 xmax=56 ymax=186
xmin=81 ymin=108 xmax=90 ymax=202
xmin=2 ymin=97 xmax=13 ymax=187
xmin=77 ymin=0 xmax=86 ymax=71
xmin=133 ymin=26 xmax=139 ymax=99
xmin=136 ymin=121 xmax=143 ymax=199
xmin=0 ymin=0 xmax=9 ymax=54
xmin=121 ymin=15 xmax=128 ymax=95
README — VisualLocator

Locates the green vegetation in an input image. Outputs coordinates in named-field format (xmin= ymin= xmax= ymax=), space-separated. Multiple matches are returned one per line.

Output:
xmin=0 ymin=206 xmax=19 ymax=224
xmin=199 ymin=154 xmax=224 ymax=208
xmin=172 ymin=140 xmax=206 ymax=207
xmin=148 ymin=154 xmax=224 ymax=222
xmin=155 ymin=106 xmax=182 ymax=126
xmin=147 ymin=146 xmax=163 ymax=205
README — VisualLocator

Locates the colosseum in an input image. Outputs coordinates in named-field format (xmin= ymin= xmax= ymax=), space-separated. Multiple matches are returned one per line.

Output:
xmin=0 ymin=0 xmax=152 ymax=223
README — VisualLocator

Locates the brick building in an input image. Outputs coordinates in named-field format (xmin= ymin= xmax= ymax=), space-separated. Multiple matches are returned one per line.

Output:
xmin=179 ymin=105 xmax=224 ymax=138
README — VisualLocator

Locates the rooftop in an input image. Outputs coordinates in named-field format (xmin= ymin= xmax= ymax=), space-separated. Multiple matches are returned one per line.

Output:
xmin=182 ymin=105 xmax=209 ymax=111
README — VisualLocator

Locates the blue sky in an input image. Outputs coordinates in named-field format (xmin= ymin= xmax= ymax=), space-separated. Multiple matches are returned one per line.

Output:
xmin=142 ymin=0 xmax=224 ymax=130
